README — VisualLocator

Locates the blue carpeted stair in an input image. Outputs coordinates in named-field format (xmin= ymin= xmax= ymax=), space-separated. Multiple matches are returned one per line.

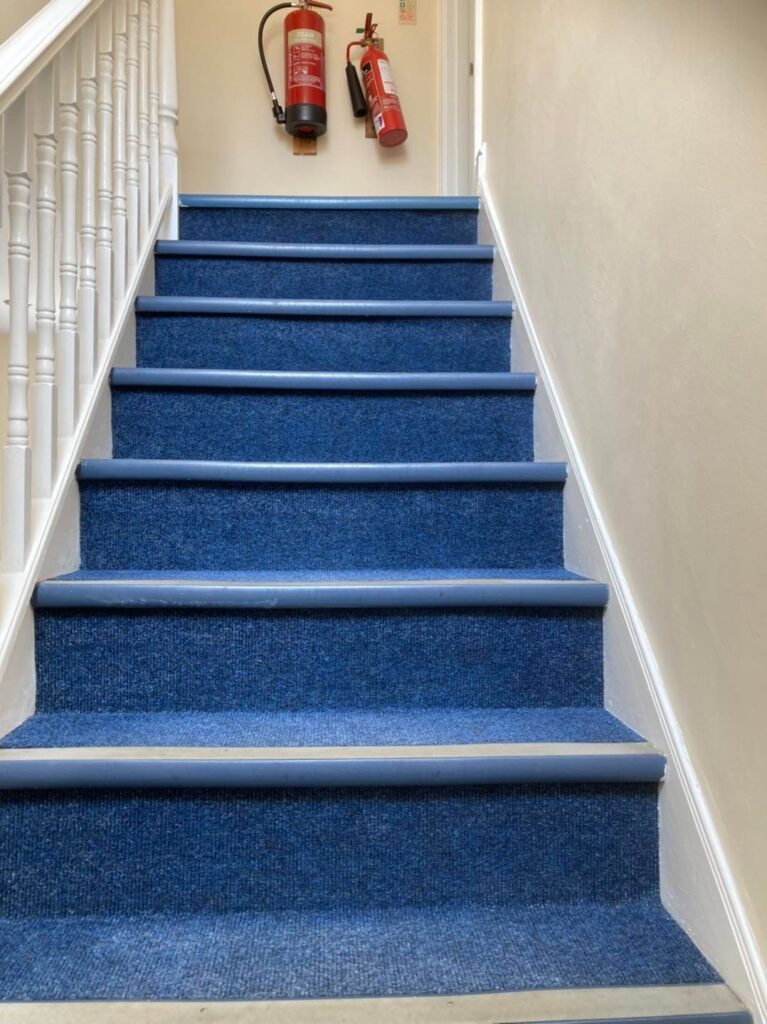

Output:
xmin=0 ymin=195 xmax=736 ymax=1015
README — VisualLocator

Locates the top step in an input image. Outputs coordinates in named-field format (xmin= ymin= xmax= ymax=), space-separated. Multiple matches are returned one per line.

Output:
xmin=179 ymin=195 xmax=480 ymax=246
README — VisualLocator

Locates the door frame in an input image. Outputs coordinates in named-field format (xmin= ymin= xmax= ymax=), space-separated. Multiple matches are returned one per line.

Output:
xmin=439 ymin=0 xmax=475 ymax=194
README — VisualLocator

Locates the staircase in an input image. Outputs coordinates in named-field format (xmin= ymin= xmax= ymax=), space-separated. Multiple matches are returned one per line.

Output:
xmin=0 ymin=195 xmax=747 ymax=1020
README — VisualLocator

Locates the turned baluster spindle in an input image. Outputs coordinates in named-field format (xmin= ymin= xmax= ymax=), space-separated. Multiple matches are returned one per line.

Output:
xmin=112 ymin=0 xmax=128 ymax=307
xmin=2 ymin=95 xmax=33 ymax=570
xmin=159 ymin=0 xmax=179 ymax=238
xmin=126 ymin=0 xmax=140 ymax=272
xmin=78 ymin=16 xmax=99 ymax=385
xmin=31 ymin=65 xmax=58 ymax=497
xmin=148 ymin=0 xmax=160 ymax=217
xmin=96 ymin=2 xmax=114 ymax=347
xmin=138 ymin=0 xmax=150 ymax=241
xmin=57 ymin=39 xmax=81 ymax=437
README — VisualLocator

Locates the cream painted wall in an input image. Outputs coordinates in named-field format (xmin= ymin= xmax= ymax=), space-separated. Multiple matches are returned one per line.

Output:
xmin=176 ymin=0 xmax=440 ymax=195
xmin=481 ymin=0 xmax=767 ymax=975
xmin=0 ymin=0 xmax=49 ymax=45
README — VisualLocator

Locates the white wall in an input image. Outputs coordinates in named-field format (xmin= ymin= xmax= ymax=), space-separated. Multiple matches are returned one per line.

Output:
xmin=0 ymin=0 xmax=49 ymax=45
xmin=478 ymin=0 xmax=767 ymax=1009
xmin=176 ymin=0 xmax=440 ymax=196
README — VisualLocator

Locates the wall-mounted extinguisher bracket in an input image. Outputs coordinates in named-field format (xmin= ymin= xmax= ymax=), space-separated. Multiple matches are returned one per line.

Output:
xmin=345 ymin=12 xmax=408 ymax=147
xmin=258 ymin=0 xmax=332 ymax=139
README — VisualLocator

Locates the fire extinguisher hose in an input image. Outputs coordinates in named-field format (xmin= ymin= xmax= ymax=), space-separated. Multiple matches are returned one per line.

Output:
xmin=258 ymin=2 xmax=294 ymax=125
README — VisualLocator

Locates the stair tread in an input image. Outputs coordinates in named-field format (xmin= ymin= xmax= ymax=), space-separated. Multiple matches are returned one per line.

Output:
xmin=179 ymin=194 xmax=481 ymax=210
xmin=0 ymin=708 xmax=640 ymax=750
xmin=78 ymin=459 xmax=566 ymax=484
xmin=111 ymin=368 xmax=536 ymax=390
xmin=136 ymin=296 xmax=514 ymax=317
xmin=156 ymin=240 xmax=494 ymax=260
xmin=0 ymin=899 xmax=718 ymax=1000
xmin=35 ymin=568 xmax=608 ymax=610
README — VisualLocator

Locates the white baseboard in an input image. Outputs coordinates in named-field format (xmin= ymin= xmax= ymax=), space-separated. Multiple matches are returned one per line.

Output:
xmin=476 ymin=171 xmax=766 ymax=1024
xmin=0 ymin=189 xmax=169 ymax=737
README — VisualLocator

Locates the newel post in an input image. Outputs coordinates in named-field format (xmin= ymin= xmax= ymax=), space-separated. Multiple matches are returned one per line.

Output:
xmin=2 ymin=95 xmax=33 ymax=571
xmin=158 ymin=0 xmax=178 ymax=238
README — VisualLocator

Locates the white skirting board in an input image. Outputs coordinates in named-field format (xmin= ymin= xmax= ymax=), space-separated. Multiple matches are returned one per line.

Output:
xmin=476 ymin=171 xmax=766 ymax=1023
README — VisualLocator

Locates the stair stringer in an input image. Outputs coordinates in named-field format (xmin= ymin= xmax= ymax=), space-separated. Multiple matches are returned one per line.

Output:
xmin=476 ymin=172 xmax=766 ymax=1024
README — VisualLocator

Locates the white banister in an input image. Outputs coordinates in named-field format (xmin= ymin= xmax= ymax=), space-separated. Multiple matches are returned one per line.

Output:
xmin=31 ymin=64 xmax=57 ymax=498
xmin=96 ymin=2 xmax=114 ymax=347
xmin=137 ymin=0 xmax=150 ymax=241
xmin=112 ymin=0 xmax=129 ymax=309
xmin=2 ymin=94 xmax=32 ymax=571
xmin=57 ymin=39 xmax=80 ymax=437
xmin=148 ymin=0 xmax=160 ymax=219
xmin=158 ymin=0 xmax=178 ymax=238
xmin=126 ymin=0 xmax=140 ymax=273
xmin=78 ymin=15 xmax=99 ymax=385
xmin=0 ymin=0 xmax=179 ymax=682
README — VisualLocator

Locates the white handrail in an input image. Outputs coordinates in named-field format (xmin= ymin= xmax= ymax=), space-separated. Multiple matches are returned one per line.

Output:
xmin=0 ymin=0 xmax=102 ymax=116
xmin=0 ymin=0 xmax=178 ymax=575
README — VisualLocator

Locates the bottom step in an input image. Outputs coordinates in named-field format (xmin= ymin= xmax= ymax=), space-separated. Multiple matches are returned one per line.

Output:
xmin=0 ymin=988 xmax=746 ymax=1024
xmin=0 ymin=900 xmax=721 ymax=1003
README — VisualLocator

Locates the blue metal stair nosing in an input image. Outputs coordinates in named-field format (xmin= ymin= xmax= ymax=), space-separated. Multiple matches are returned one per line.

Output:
xmin=155 ymin=241 xmax=493 ymax=261
xmin=33 ymin=577 xmax=609 ymax=610
xmin=178 ymin=194 xmax=480 ymax=211
xmin=110 ymin=368 xmax=536 ymax=391
xmin=135 ymin=297 xmax=514 ymax=318
xmin=76 ymin=459 xmax=567 ymax=485
xmin=0 ymin=750 xmax=665 ymax=790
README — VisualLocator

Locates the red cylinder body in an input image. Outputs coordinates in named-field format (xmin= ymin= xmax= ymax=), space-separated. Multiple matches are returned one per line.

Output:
xmin=360 ymin=44 xmax=407 ymax=147
xmin=284 ymin=8 xmax=327 ymax=137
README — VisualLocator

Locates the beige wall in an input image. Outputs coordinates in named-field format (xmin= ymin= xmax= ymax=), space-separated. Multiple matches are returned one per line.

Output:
xmin=0 ymin=0 xmax=49 ymax=45
xmin=481 ymin=0 xmax=767 ymax=968
xmin=176 ymin=0 xmax=440 ymax=195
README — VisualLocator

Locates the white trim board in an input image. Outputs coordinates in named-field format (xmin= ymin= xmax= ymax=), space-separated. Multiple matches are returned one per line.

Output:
xmin=438 ymin=0 xmax=473 ymax=195
xmin=476 ymin=171 xmax=766 ymax=1024
xmin=0 ymin=188 xmax=171 ymax=738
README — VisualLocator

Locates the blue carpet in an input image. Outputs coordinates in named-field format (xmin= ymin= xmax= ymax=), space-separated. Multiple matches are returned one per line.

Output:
xmin=5 ymin=194 xmax=719 ymax=1003
xmin=155 ymin=256 xmax=492 ymax=302
xmin=111 ymin=390 xmax=534 ymax=462
xmin=135 ymin=313 xmax=512 ymax=372
xmin=0 ymin=708 xmax=638 ymax=748
xmin=0 ymin=784 xmax=658 ymax=915
xmin=78 ymin=480 xmax=564 ymax=571
xmin=34 ymin=603 xmax=602 ymax=713
xmin=0 ymin=900 xmax=717 ymax=1000
xmin=179 ymin=207 xmax=479 ymax=245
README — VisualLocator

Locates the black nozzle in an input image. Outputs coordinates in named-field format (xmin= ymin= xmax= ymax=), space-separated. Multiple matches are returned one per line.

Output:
xmin=271 ymin=97 xmax=286 ymax=124
xmin=346 ymin=62 xmax=367 ymax=118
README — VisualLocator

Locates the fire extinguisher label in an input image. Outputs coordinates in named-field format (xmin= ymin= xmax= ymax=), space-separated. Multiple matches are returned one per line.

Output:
xmin=377 ymin=59 xmax=399 ymax=96
xmin=287 ymin=28 xmax=322 ymax=47
xmin=287 ymin=29 xmax=324 ymax=90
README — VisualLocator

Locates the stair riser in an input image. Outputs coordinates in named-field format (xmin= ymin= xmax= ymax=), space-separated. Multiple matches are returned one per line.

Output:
xmin=111 ymin=390 xmax=534 ymax=462
xmin=179 ymin=208 xmax=478 ymax=245
xmin=155 ymin=257 xmax=492 ymax=302
xmin=135 ymin=313 xmax=511 ymax=372
xmin=34 ymin=606 xmax=603 ymax=713
xmin=78 ymin=481 xmax=564 ymax=571
xmin=0 ymin=783 xmax=657 ymax=916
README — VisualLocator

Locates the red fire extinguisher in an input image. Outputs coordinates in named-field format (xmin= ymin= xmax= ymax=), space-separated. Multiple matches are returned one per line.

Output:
xmin=258 ymin=0 xmax=333 ymax=138
xmin=345 ymin=13 xmax=408 ymax=148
